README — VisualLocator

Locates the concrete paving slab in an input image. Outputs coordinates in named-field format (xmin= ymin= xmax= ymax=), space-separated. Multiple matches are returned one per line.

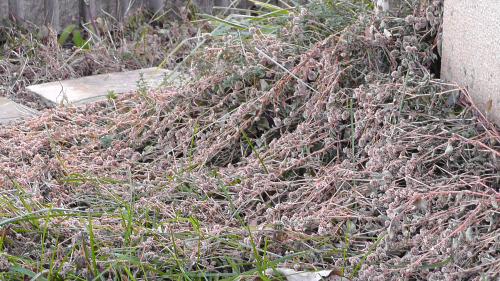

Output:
xmin=26 ymin=67 xmax=184 ymax=106
xmin=0 ymin=97 xmax=38 ymax=125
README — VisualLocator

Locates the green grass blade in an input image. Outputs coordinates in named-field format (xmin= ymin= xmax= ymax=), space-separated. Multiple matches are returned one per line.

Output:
xmin=349 ymin=99 xmax=357 ymax=204
xmin=239 ymin=128 xmax=268 ymax=174
xmin=399 ymin=71 xmax=409 ymax=117
xmin=122 ymin=265 xmax=137 ymax=281
xmin=7 ymin=266 xmax=48 ymax=281
xmin=223 ymin=254 xmax=241 ymax=275
xmin=189 ymin=121 xmax=198 ymax=166
xmin=217 ymin=177 xmax=245 ymax=226
xmin=87 ymin=212 xmax=103 ymax=280
xmin=249 ymin=0 xmax=285 ymax=12
xmin=341 ymin=219 xmax=349 ymax=276
xmin=44 ymin=123 xmax=68 ymax=174
xmin=0 ymin=208 xmax=87 ymax=227
xmin=48 ymin=230 xmax=61 ymax=279
xmin=246 ymin=224 xmax=269 ymax=280
xmin=252 ymin=7 xmax=298 ymax=21
xmin=200 ymin=14 xmax=247 ymax=30
xmin=217 ymin=251 xmax=306 ymax=281
xmin=0 ymin=166 xmax=37 ymax=213
xmin=39 ymin=205 xmax=54 ymax=273
xmin=351 ymin=231 xmax=388 ymax=277
xmin=419 ymin=255 xmax=453 ymax=268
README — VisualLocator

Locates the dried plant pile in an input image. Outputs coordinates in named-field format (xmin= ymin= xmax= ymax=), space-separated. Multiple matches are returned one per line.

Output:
xmin=1 ymin=1 xmax=500 ymax=280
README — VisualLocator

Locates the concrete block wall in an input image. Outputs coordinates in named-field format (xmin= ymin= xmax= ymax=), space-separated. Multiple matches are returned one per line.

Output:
xmin=441 ymin=0 xmax=500 ymax=124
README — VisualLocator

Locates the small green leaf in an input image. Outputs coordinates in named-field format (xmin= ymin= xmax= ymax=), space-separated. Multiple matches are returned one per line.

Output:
xmin=73 ymin=30 xmax=89 ymax=49
xmin=58 ymin=24 xmax=75 ymax=46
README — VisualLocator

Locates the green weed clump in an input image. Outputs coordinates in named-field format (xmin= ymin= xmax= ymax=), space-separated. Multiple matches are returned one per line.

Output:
xmin=1 ymin=0 xmax=500 ymax=280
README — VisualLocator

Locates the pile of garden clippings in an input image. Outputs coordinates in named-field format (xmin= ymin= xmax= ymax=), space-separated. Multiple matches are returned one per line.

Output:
xmin=1 ymin=0 xmax=499 ymax=280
